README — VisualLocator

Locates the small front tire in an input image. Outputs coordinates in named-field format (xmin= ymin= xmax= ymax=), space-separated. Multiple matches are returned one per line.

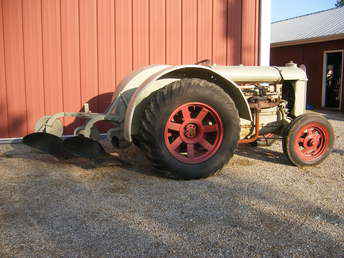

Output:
xmin=283 ymin=114 xmax=334 ymax=167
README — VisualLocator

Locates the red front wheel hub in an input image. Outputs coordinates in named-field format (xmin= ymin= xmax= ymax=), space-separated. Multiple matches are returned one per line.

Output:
xmin=293 ymin=122 xmax=330 ymax=161
xmin=164 ymin=102 xmax=224 ymax=164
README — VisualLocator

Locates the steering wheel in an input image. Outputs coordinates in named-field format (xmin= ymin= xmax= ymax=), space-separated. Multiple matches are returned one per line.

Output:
xmin=194 ymin=59 xmax=212 ymax=66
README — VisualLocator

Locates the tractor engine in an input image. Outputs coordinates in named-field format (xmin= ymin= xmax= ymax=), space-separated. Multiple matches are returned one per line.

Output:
xmin=239 ymin=82 xmax=289 ymax=139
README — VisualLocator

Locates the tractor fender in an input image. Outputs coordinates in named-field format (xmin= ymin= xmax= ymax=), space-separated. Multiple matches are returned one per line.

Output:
xmin=123 ymin=65 xmax=253 ymax=142
xmin=105 ymin=64 xmax=171 ymax=116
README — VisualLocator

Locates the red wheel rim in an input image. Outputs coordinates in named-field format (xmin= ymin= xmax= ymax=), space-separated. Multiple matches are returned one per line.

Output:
xmin=164 ymin=102 xmax=224 ymax=164
xmin=293 ymin=122 xmax=330 ymax=162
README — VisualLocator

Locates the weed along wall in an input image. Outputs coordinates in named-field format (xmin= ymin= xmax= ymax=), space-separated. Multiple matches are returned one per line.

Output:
xmin=0 ymin=0 xmax=260 ymax=138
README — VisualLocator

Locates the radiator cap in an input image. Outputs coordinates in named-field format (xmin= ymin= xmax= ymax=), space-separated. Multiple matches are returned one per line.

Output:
xmin=286 ymin=61 xmax=297 ymax=68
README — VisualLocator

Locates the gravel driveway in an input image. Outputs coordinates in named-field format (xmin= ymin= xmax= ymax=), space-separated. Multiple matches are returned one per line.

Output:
xmin=0 ymin=111 xmax=343 ymax=257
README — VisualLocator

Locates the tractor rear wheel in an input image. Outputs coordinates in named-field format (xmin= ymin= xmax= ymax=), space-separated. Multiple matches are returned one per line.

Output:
xmin=283 ymin=113 xmax=334 ymax=167
xmin=134 ymin=78 xmax=240 ymax=179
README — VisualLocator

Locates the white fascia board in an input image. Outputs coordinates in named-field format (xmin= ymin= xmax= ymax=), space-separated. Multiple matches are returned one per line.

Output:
xmin=260 ymin=0 xmax=271 ymax=66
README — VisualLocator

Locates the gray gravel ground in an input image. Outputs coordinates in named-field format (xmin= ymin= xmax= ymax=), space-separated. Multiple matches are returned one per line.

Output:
xmin=0 ymin=110 xmax=343 ymax=257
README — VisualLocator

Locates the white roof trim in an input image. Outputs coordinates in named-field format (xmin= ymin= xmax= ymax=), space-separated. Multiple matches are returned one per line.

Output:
xmin=271 ymin=33 xmax=344 ymax=48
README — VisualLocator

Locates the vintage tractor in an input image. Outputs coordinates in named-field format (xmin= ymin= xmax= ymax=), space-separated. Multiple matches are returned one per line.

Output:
xmin=23 ymin=61 xmax=334 ymax=179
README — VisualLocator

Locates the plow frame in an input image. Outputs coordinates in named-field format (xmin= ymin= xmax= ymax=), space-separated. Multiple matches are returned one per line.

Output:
xmin=37 ymin=111 xmax=118 ymax=139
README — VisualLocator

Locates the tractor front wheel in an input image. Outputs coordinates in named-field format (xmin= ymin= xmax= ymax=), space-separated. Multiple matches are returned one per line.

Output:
xmin=134 ymin=78 xmax=240 ymax=179
xmin=283 ymin=114 xmax=334 ymax=167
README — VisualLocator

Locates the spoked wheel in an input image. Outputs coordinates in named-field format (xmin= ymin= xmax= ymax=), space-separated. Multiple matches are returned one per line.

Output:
xmin=164 ymin=102 xmax=223 ymax=164
xmin=283 ymin=114 xmax=334 ymax=167
xmin=134 ymin=78 xmax=240 ymax=179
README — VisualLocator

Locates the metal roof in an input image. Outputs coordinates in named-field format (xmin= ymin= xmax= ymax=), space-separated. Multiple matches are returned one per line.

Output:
xmin=271 ymin=7 xmax=344 ymax=44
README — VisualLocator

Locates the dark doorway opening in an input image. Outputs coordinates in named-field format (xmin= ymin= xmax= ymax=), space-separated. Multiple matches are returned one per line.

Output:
xmin=324 ymin=51 xmax=343 ymax=109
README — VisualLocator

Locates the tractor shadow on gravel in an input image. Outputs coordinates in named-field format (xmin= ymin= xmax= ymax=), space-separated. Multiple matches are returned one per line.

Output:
xmin=312 ymin=110 xmax=344 ymax=122
xmin=235 ymin=144 xmax=293 ymax=166
xmin=332 ymin=148 xmax=344 ymax=155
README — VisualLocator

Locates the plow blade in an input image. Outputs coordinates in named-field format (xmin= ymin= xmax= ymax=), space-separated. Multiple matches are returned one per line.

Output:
xmin=62 ymin=135 xmax=106 ymax=159
xmin=23 ymin=133 xmax=106 ymax=160
xmin=22 ymin=132 xmax=67 ymax=158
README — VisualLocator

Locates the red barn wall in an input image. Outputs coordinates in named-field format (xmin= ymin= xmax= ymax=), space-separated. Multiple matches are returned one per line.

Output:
xmin=0 ymin=0 xmax=260 ymax=138
xmin=271 ymin=39 xmax=344 ymax=111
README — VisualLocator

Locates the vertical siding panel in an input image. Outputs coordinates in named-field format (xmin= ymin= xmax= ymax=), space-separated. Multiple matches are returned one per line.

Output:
xmin=302 ymin=44 xmax=323 ymax=107
xmin=115 ymin=0 xmax=132 ymax=83
xmin=166 ymin=0 xmax=182 ymax=65
xmin=133 ymin=0 xmax=149 ymax=69
xmin=42 ymin=0 xmax=63 ymax=119
xmin=22 ymin=0 xmax=45 ymax=133
xmin=197 ymin=0 xmax=213 ymax=62
xmin=182 ymin=0 xmax=197 ymax=64
xmin=98 ymin=0 xmax=116 ymax=112
xmin=212 ymin=0 xmax=227 ymax=65
xmin=0 ymin=0 xmax=9 ymax=137
xmin=60 ymin=0 xmax=81 ymax=131
xmin=149 ymin=0 xmax=165 ymax=64
xmin=270 ymin=46 xmax=303 ymax=66
xmin=2 ymin=0 xmax=27 ymax=137
xmin=227 ymin=0 xmax=242 ymax=65
xmin=241 ymin=0 xmax=256 ymax=65
xmin=79 ymin=0 xmax=98 ymax=112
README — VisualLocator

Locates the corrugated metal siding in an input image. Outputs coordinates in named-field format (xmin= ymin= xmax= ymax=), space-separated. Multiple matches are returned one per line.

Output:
xmin=0 ymin=0 xmax=260 ymax=138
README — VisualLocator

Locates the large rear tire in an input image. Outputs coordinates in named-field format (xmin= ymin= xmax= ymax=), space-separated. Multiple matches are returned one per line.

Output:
xmin=133 ymin=78 xmax=240 ymax=179
xmin=283 ymin=113 xmax=334 ymax=167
